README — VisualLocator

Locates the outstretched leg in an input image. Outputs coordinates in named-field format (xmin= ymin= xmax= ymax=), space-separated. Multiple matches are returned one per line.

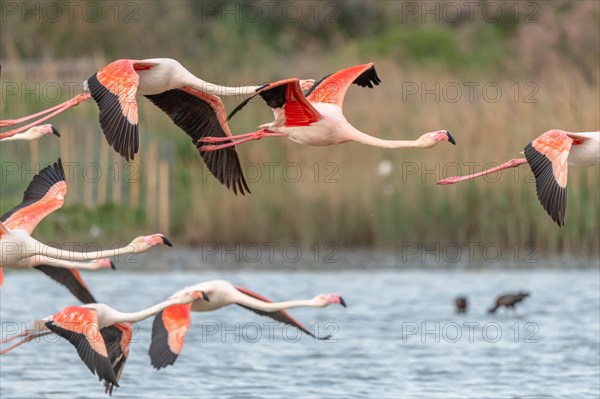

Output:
xmin=199 ymin=130 xmax=287 ymax=152
xmin=0 ymin=93 xmax=91 ymax=138
xmin=436 ymin=158 xmax=528 ymax=185
xmin=0 ymin=331 xmax=53 ymax=355
xmin=1 ymin=320 xmax=48 ymax=346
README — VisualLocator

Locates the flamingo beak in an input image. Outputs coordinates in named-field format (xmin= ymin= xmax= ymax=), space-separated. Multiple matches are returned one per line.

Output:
xmin=51 ymin=126 xmax=61 ymax=137
xmin=110 ymin=260 xmax=116 ymax=270
xmin=161 ymin=236 xmax=173 ymax=247
xmin=201 ymin=290 xmax=210 ymax=302
xmin=446 ymin=131 xmax=456 ymax=145
xmin=339 ymin=297 xmax=347 ymax=308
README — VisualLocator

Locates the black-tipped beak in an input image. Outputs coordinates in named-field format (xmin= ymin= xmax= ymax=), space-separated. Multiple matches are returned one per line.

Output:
xmin=110 ymin=260 xmax=116 ymax=270
xmin=201 ymin=291 xmax=210 ymax=302
xmin=161 ymin=236 xmax=173 ymax=247
xmin=339 ymin=297 xmax=347 ymax=308
xmin=446 ymin=131 xmax=456 ymax=145
xmin=51 ymin=126 xmax=61 ymax=137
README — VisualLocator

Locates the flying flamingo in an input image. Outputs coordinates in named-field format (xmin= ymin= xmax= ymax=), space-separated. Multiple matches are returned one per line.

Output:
xmin=198 ymin=63 xmax=455 ymax=154
xmin=0 ymin=290 xmax=209 ymax=395
xmin=0 ymin=159 xmax=171 ymax=282
xmin=0 ymin=124 xmax=60 ymax=141
xmin=436 ymin=130 xmax=599 ymax=226
xmin=148 ymin=279 xmax=346 ymax=369
xmin=1 ymin=58 xmax=315 ymax=194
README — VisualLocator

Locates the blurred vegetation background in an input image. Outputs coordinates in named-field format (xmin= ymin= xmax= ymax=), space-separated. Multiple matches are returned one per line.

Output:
xmin=1 ymin=0 xmax=598 ymax=254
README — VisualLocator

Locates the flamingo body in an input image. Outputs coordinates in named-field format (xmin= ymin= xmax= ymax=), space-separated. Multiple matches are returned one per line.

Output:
xmin=149 ymin=280 xmax=346 ymax=370
xmin=0 ymin=159 xmax=169 ymax=290
xmin=199 ymin=63 xmax=455 ymax=153
xmin=1 ymin=291 xmax=208 ymax=394
xmin=437 ymin=130 xmax=599 ymax=226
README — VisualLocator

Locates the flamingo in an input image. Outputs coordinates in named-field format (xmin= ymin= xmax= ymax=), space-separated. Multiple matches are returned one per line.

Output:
xmin=436 ymin=130 xmax=599 ymax=226
xmin=0 ymin=159 xmax=171 ymax=285
xmin=148 ymin=280 xmax=346 ymax=369
xmin=0 ymin=290 xmax=209 ymax=395
xmin=1 ymin=58 xmax=315 ymax=194
xmin=0 ymin=124 xmax=59 ymax=141
xmin=197 ymin=63 xmax=455 ymax=153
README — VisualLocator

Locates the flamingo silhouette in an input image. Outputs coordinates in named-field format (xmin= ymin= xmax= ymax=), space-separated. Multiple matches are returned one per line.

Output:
xmin=437 ymin=130 xmax=599 ymax=226
xmin=0 ymin=159 xmax=171 ymax=288
xmin=198 ymin=63 xmax=455 ymax=152
xmin=0 ymin=290 xmax=209 ymax=395
xmin=1 ymin=58 xmax=315 ymax=194
xmin=149 ymin=280 xmax=346 ymax=369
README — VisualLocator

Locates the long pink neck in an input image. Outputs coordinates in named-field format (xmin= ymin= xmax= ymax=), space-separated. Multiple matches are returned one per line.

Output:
xmin=234 ymin=292 xmax=318 ymax=312
xmin=30 ymin=240 xmax=141 ymax=262
xmin=109 ymin=297 xmax=186 ymax=324
xmin=182 ymin=73 xmax=261 ymax=97
xmin=348 ymin=128 xmax=425 ymax=149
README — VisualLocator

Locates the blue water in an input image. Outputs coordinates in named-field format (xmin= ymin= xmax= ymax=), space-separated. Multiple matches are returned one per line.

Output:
xmin=1 ymin=262 xmax=599 ymax=398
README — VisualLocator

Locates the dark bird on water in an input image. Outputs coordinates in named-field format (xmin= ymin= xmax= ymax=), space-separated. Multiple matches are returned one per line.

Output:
xmin=488 ymin=292 xmax=530 ymax=313
xmin=455 ymin=296 xmax=468 ymax=313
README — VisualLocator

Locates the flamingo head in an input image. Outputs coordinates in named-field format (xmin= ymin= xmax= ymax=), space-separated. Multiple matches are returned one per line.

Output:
xmin=96 ymin=258 xmax=116 ymax=270
xmin=24 ymin=124 xmax=60 ymax=140
xmin=314 ymin=294 xmax=347 ymax=308
xmin=181 ymin=290 xmax=210 ymax=303
xmin=418 ymin=130 xmax=456 ymax=148
xmin=131 ymin=234 xmax=172 ymax=251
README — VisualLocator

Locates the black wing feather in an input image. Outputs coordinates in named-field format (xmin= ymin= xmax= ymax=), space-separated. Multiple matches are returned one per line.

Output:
xmin=145 ymin=89 xmax=249 ymax=195
xmin=34 ymin=265 xmax=97 ymax=304
xmin=1 ymin=159 xmax=65 ymax=222
xmin=353 ymin=65 xmax=381 ymax=88
xmin=46 ymin=320 xmax=118 ymax=386
xmin=148 ymin=310 xmax=180 ymax=369
xmin=87 ymin=73 xmax=139 ymax=161
xmin=237 ymin=304 xmax=331 ymax=340
xmin=101 ymin=326 xmax=127 ymax=396
xmin=524 ymin=143 xmax=567 ymax=226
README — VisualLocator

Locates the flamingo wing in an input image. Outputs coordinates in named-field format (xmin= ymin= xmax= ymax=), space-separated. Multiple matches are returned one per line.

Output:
xmin=87 ymin=60 xmax=144 ymax=161
xmin=305 ymin=63 xmax=381 ymax=108
xmin=144 ymin=87 xmax=249 ymax=195
xmin=524 ymin=130 xmax=573 ymax=226
xmin=228 ymin=79 xmax=322 ymax=128
xmin=0 ymin=159 xmax=66 ymax=234
xmin=45 ymin=306 xmax=118 ymax=386
xmin=234 ymin=286 xmax=331 ymax=340
xmin=33 ymin=265 xmax=97 ymax=304
xmin=148 ymin=303 xmax=192 ymax=369
xmin=102 ymin=323 xmax=133 ymax=396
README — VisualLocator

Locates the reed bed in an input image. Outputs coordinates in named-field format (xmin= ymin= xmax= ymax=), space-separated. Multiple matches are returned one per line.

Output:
xmin=1 ymin=55 xmax=598 ymax=254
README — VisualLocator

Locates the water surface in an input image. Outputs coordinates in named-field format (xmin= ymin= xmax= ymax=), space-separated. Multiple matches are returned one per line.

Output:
xmin=1 ymin=263 xmax=599 ymax=398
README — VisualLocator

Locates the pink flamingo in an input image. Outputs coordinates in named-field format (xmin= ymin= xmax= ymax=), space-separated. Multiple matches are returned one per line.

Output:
xmin=0 ymin=159 xmax=171 ymax=286
xmin=198 ymin=63 xmax=455 ymax=152
xmin=436 ymin=130 xmax=599 ymax=226
xmin=1 ymin=58 xmax=315 ymax=194
xmin=0 ymin=124 xmax=59 ymax=141
xmin=149 ymin=280 xmax=346 ymax=369
xmin=0 ymin=290 xmax=209 ymax=395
